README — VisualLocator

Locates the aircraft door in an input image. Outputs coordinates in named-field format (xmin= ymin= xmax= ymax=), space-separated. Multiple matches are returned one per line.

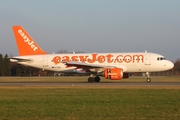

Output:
xmin=43 ymin=56 xmax=48 ymax=67
xmin=145 ymin=54 xmax=151 ymax=65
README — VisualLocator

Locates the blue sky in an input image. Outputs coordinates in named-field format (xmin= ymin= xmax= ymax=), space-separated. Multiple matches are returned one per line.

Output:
xmin=0 ymin=0 xmax=180 ymax=61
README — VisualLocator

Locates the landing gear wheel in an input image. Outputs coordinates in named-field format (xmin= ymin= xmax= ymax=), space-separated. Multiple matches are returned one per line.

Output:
xmin=88 ymin=77 xmax=94 ymax=82
xmin=94 ymin=76 xmax=100 ymax=82
xmin=146 ymin=78 xmax=151 ymax=83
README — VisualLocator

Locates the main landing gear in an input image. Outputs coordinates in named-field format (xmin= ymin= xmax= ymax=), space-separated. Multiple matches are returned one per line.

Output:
xmin=88 ymin=74 xmax=100 ymax=82
xmin=146 ymin=72 xmax=151 ymax=83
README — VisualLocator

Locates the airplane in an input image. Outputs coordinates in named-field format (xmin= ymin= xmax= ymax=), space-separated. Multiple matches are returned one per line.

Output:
xmin=10 ymin=26 xmax=174 ymax=82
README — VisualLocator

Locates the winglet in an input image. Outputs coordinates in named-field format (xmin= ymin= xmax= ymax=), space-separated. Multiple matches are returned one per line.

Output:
xmin=12 ymin=26 xmax=47 ymax=56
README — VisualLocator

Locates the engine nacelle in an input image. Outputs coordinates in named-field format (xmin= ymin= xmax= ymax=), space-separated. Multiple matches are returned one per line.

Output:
xmin=103 ymin=68 xmax=129 ymax=80
xmin=104 ymin=68 xmax=123 ymax=80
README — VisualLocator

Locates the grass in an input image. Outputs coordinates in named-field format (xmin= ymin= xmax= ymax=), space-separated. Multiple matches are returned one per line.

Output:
xmin=0 ymin=87 xmax=180 ymax=120
xmin=0 ymin=76 xmax=179 ymax=119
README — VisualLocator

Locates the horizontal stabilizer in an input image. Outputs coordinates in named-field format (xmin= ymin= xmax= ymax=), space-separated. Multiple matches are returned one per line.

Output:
xmin=10 ymin=58 xmax=32 ymax=62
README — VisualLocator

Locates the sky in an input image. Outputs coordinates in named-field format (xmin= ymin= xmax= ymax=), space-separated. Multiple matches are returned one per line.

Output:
xmin=0 ymin=0 xmax=180 ymax=61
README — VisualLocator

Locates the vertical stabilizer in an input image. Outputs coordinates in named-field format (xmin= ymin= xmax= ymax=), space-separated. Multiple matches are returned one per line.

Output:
xmin=12 ymin=26 xmax=47 ymax=56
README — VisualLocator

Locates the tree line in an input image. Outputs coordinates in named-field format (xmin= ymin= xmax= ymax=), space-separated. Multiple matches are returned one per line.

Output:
xmin=0 ymin=53 xmax=180 ymax=76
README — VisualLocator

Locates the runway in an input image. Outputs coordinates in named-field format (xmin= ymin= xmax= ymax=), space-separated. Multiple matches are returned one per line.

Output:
xmin=0 ymin=82 xmax=180 ymax=87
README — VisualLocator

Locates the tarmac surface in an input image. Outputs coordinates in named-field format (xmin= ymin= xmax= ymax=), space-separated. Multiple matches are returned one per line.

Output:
xmin=0 ymin=82 xmax=180 ymax=87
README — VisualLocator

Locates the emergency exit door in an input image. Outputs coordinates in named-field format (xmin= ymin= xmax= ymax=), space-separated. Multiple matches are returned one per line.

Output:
xmin=43 ymin=56 xmax=48 ymax=67
xmin=145 ymin=54 xmax=151 ymax=65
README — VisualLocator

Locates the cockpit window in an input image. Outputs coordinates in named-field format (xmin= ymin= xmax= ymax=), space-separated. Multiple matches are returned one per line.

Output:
xmin=157 ymin=57 xmax=166 ymax=61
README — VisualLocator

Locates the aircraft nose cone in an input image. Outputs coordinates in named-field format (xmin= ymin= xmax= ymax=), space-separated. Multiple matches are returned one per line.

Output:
xmin=168 ymin=61 xmax=174 ymax=69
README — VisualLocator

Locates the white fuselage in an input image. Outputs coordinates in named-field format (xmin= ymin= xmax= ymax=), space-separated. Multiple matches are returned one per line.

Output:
xmin=11 ymin=52 xmax=174 ymax=73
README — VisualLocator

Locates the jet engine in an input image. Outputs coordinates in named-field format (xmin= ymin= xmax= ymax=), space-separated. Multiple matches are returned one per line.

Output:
xmin=104 ymin=68 xmax=129 ymax=80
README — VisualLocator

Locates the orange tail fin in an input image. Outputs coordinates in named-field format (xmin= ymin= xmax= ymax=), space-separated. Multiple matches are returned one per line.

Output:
xmin=12 ymin=26 xmax=47 ymax=56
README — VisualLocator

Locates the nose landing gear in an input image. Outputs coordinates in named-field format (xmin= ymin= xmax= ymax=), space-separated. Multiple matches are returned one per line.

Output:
xmin=146 ymin=72 xmax=151 ymax=82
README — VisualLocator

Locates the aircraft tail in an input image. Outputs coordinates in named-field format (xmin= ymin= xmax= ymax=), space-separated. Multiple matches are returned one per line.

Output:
xmin=12 ymin=26 xmax=47 ymax=56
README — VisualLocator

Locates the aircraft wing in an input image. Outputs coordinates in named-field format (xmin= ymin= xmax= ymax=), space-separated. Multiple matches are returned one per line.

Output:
xmin=65 ymin=61 xmax=128 ymax=72
xmin=65 ymin=61 xmax=116 ymax=68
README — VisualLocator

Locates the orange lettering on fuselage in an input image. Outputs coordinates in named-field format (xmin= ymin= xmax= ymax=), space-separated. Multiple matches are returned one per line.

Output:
xmin=87 ymin=54 xmax=97 ymax=63
xmin=79 ymin=56 xmax=88 ymax=62
xmin=124 ymin=55 xmax=132 ymax=63
xmin=115 ymin=55 xmax=123 ymax=63
xmin=106 ymin=54 xmax=113 ymax=63
xmin=132 ymin=55 xmax=144 ymax=63
xmin=72 ymin=56 xmax=78 ymax=62
xmin=97 ymin=55 xmax=105 ymax=63
xmin=52 ymin=56 xmax=61 ymax=65
xmin=52 ymin=54 xmax=144 ymax=65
